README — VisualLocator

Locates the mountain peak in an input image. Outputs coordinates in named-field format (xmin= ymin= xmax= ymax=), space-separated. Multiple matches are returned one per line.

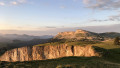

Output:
xmin=75 ymin=29 xmax=88 ymax=34
xmin=54 ymin=29 xmax=97 ymax=40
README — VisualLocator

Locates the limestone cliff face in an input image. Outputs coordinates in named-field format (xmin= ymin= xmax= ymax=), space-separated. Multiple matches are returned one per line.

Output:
xmin=0 ymin=45 xmax=99 ymax=62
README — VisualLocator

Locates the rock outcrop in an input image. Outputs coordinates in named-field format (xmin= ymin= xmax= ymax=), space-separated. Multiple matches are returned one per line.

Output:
xmin=0 ymin=45 xmax=100 ymax=62
xmin=54 ymin=29 xmax=101 ymax=40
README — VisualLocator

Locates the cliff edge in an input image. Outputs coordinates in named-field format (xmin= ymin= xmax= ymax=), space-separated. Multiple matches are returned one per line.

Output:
xmin=0 ymin=45 xmax=100 ymax=62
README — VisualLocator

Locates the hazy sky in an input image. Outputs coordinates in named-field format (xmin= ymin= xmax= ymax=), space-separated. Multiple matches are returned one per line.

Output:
xmin=0 ymin=0 xmax=120 ymax=31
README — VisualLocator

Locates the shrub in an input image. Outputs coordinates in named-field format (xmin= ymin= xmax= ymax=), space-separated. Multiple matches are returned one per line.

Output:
xmin=114 ymin=37 xmax=120 ymax=45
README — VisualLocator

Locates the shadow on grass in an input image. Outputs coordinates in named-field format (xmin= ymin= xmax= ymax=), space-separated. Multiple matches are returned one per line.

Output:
xmin=103 ymin=48 xmax=120 ymax=63
xmin=1 ymin=56 xmax=120 ymax=68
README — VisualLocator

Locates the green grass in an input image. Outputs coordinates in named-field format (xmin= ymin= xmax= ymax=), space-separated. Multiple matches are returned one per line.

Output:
xmin=35 ymin=42 xmax=65 ymax=46
xmin=1 ymin=57 xmax=120 ymax=68
xmin=35 ymin=40 xmax=100 ymax=46
xmin=1 ymin=40 xmax=120 ymax=68
xmin=91 ymin=40 xmax=120 ymax=64
xmin=0 ymin=43 xmax=8 ymax=48
xmin=93 ymin=40 xmax=120 ymax=49
xmin=66 ymin=41 xmax=100 ymax=46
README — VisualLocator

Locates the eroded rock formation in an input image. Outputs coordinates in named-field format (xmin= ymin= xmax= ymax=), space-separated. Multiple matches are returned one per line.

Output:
xmin=54 ymin=29 xmax=100 ymax=40
xmin=0 ymin=45 xmax=100 ymax=62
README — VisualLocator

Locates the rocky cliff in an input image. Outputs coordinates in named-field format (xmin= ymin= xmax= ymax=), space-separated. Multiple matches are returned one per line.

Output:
xmin=0 ymin=45 xmax=100 ymax=62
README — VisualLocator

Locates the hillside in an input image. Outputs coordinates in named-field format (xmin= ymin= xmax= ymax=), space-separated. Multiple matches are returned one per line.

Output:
xmin=99 ymin=32 xmax=120 ymax=38
xmin=1 ymin=40 xmax=120 ymax=68
xmin=54 ymin=29 xmax=120 ymax=41
xmin=0 ymin=34 xmax=53 ymax=51
xmin=54 ymin=29 xmax=100 ymax=40
xmin=0 ymin=34 xmax=53 ymax=43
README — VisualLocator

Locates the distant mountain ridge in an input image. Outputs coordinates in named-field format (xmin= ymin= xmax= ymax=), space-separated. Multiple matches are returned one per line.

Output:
xmin=54 ymin=29 xmax=120 ymax=41
xmin=0 ymin=29 xmax=120 ymax=43
xmin=0 ymin=34 xmax=53 ymax=43
xmin=99 ymin=32 xmax=120 ymax=38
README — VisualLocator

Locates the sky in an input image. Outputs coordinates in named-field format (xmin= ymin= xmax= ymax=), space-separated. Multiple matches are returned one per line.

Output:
xmin=0 ymin=0 xmax=120 ymax=35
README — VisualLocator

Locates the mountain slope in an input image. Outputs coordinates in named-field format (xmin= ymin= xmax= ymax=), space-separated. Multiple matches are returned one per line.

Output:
xmin=54 ymin=29 xmax=120 ymax=41
xmin=0 ymin=34 xmax=53 ymax=43
xmin=54 ymin=29 xmax=101 ymax=41
xmin=99 ymin=32 xmax=120 ymax=38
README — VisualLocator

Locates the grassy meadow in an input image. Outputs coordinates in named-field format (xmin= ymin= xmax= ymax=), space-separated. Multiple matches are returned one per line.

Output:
xmin=1 ymin=40 xmax=120 ymax=68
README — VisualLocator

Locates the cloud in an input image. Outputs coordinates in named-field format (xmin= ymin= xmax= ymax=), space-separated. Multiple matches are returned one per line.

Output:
xmin=46 ymin=26 xmax=57 ymax=28
xmin=81 ymin=24 xmax=120 ymax=33
xmin=18 ymin=0 xmax=27 ymax=3
xmin=0 ymin=0 xmax=27 ymax=6
xmin=83 ymin=0 xmax=91 ymax=5
xmin=11 ymin=1 xmax=18 ymax=5
xmin=82 ymin=0 xmax=120 ymax=22
xmin=0 ymin=2 xmax=5 ymax=6
xmin=90 ymin=11 xmax=120 ymax=22
xmin=109 ymin=14 xmax=120 ymax=21
xmin=82 ymin=0 xmax=120 ymax=10
xmin=90 ymin=19 xmax=108 ymax=22
xmin=1 ymin=24 xmax=120 ymax=36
